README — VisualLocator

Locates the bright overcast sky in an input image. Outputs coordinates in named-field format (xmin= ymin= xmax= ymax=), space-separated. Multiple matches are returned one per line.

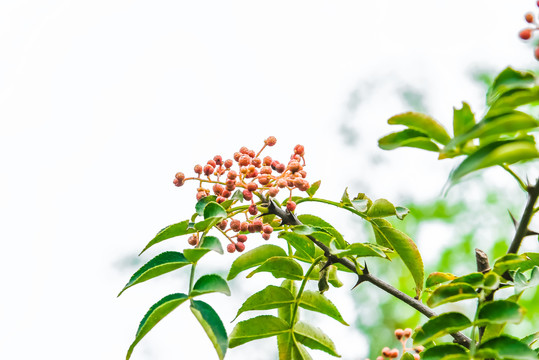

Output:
xmin=0 ymin=1 xmax=536 ymax=359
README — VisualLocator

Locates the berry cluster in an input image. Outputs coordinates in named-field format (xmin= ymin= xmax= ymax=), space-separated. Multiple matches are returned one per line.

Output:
xmin=367 ymin=328 xmax=423 ymax=360
xmin=519 ymin=3 xmax=539 ymax=60
xmin=173 ymin=136 xmax=310 ymax=253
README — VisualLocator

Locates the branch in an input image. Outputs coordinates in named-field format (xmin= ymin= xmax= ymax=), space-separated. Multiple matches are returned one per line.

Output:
xmin=507 ymin=177 xmax=539 ymax=254
xmin=264 ymin=199 xmax=472 ymax=348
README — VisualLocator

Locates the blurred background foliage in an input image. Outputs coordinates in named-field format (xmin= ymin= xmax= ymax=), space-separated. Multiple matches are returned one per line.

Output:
xmin=342 ymin=69 xmax=539 ymax=359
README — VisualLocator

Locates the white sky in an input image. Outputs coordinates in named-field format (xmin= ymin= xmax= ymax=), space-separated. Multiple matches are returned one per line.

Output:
xmin=0 ymin=1 xmax=536 ymax=359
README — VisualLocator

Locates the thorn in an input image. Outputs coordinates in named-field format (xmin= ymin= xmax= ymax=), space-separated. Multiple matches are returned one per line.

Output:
xmin=320 ymin=260 xmax=332 ymax=272
xmin=351 ymin=276 xmax=366 ymax=290
xmin=508 ymin=210 xmax=518 ymax=228
xmin=363 ymin=261 xmax=370 ymax=275
xmin=525 ymin=228 xmax=539 ymax=236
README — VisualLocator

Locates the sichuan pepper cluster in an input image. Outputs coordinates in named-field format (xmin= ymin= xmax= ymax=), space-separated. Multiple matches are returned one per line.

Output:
xmin=172 ymin=136 xmax=310 ymax=253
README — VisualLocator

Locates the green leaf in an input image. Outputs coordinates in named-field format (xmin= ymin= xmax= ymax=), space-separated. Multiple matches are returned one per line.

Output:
xmin=373 ymin=225 xmax=424 ymax=297
xmin=229 ymin=315 xmax=290 ymax=348
xmin=513 ymin=266 xmax=539 ymax=293
xmin=453 ymin=102 xmax=476 ymax=138
xmin=395 ymin=206 xmax=410 ymax=220
xmin=491 ymin=87 xmax=539 ymax=110
xmin=306 ymin=180 xmax=321 ymax=197
xmin=451 ymin=272 xmax=484 ymax=287
xmin=299 ymin=291 xmax=348 ymax=325
xmin=493 ymin=254 xmax=532 ymax=275
xmin=278 ymin=280 xmax=299 ymax=325
xmin=426 ymin=272 xmax=457 ymax=288
xmin=203 ymin=202 xmax=227 ymax=219
xmin=371 ymin=219 xmax=393 ymax=248
xmin=477 ymin=335 xmax=538 ymax=360
xmin=477 ymin=300 xmax=525 ymax=326
xmin=297 ymin=214 xmax=346 ymax=249
xmin=450 ymin=140 xmax=539 ymax=182
xmin=190 ymin=300 xmax=228 ymax=360
xmin=279 ymin=232 xmax=316 ymax=260
xmin=278 ymin=333 xmax=313 ymax=360
xmin=118 ymin=251 xmax=190 ymax=296
xmin=413 ymin=312 xmax=472 ymax=345
xmin=351 ymin=199 xmax=369 ymax=213
xmin=191 ymin=274 xmax=230 ymax=297
xmin=521 ymin=332 xmax=539 ymax=347
xmin=332 ymin=242 xmax=391 ymax=259
xmin=388 ymin=112 xmax=451 ymax=145
xmin=292 ymin=225 xmax=316 ymax=235
xmin=421 ymin=344 xmax=468 ymax=360
xmin=183 ymin=236 xmax=224 ymax=263
xmin=194 ymin=216 xmax=225 ymax=232
xmin=367 ymin=199 xmax=397 ymax=218
xmin=487 ymin=67 xmax=536 ymax=105
xmin=341 ymin=187 xmax=353 ymax=206
xmin=196 ymin=196 xmax=218 ymax=216
xmin=234 ymin=285 xmax=295 ymax=320
xmin=378 ymin=129 xmax=440 ymax=152
xmin=483 ymin=271 xmax=501 ymax=290
xmin=427 ymin=283 xmax=479 ymax=308
xmin=227 ymin=244 xmax=287 ymax=280
xmin=126 ymin=293 xmax=189 ymax=360
xmin=140 ymin=220 xmax=196 ymax=254
xmin=293 ymin=321 xmax=340 ymax=357
xmin=247 ymin=257 xmax=304 ymax=280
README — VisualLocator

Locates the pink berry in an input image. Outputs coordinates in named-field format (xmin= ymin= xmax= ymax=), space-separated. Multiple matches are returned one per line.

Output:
xmin=403 ymin=328 xmax=412 ymax=338
xmin=239 ymin=146 xmax=249 ymax=155
xmin=235 ymin=242 xmax=245 ymax=252
xmin=224 ymin=159 xmax=233 ymax=168
xmin=294 ymin=144 xmax=305 ymax=156
xmin=216 ymin=196 xmax=226 ymax=203
xmin=265 ymin=136 xmax=277 ymax=146
xmin=252 ymin=158 xmax=262 ymax=167
xmin=288 ymin=160 xmax=301 ymax=173
xmin=213 ymin=155 xmax=223 ymax=165
xmin=243 ymin=190 xmax=253 ymax=201
xmin=382 ymin=347 xmax=391 ymax=357
xmin=268 ymin=187 xmax=279 ymax=197
xmin=213 ymin=184 xmax=224 ymax=195
xmin=239 ymin=155 xmax=251 ymax=167
xmin=237 ymin=234 xmax=248 ymax=242
xmin=394 ymin=329 xmax=404 ymax=340
xmin=262 ymin=233 xmax=271 ymax=240
xmin=260 ymin=166 xmax=272 ymax=175
xmin=194 ymin=164 xmax=203 ymax=174
xmin=286 ymin=200 xmax=296 ymax=212
xmin=227 ymin=243 xmax=236 ymax=253
xmin=247 ymin=150 xmax=256 ymax=158
xmin=248 ymin=204 xmax=258 ymax=215
xmin=203 ymin=164 xmax=214 ymax=176
xmin=247 ymin=182 xmax=258 ymax=192
xmin=263 ymin=156 xmax=272 ymax=166
xmin=520 ymin=28 xmax=533 ymax=40
xmin=230 ymin=219 xmax=241 ymax=232
xmin=240 ymin=222 xmax=249 ymax=232
xmin=207 ymin=159 xmax=217 ymax=168
xmin=263 ymin=225 xmax=273 ymax=234
xmin=276 ymin=163 xmax=286 ymax=173
xmin=258 ymin=176 xmax=269 ymax=185
xmin=227 ymin=170 xmax=237 ymax=180
xmin=222 ymin=190 xmax=231 ymax=198
xmin=233 ymin=152 xmax=242 ymax=161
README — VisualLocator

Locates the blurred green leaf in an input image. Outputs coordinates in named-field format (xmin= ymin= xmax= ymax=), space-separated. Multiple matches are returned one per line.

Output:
xmin=493 ymin=254 xmax=532 ymax=275
xmin=341 ymin=188 xmax=353 ymax=206
xmin=413 ymin=312 xmax=472 ymax=345
xmin=247 ymin=256 xmax=304 ymax=280
xmin=521 ymin=332 xmax=539 ymax=347
xmin=427 ymin=283 xmax=479 ymax=308
xmin=450 ymin=140 xmax=539 ymax=182
xmin=451 ymin=272 xmax=484 ymax=287
xmin=487 ymin=67 xmax=536 ymax=105
xmin=453 ymin=102 xmax=476 ymax=138
xmin=139 ymin=220 xmax=196 ymax=254
xmin=119 ymin=251 xmax=190 ymax=296
xmin=190 ymin=300 xmax=228 ymax=360
xmin=421 ymin=344 xmax=468 ymax=360
xmin=373 ymin=225 xmax=424 ymax=297
xmin=191 ymin=274 xmax=230 ymax=297
xmin=378 ymin=129 xmax=440 ymax=152
xmin=402 ymin=353 xmax=416 ymax=360
xmin=278 ymin=333 xmax=313 ymax=360
xmin=388 ymin=112 xmax=451 ymax=145
xmin=227 ymin=244 xmax=287 ymax=280
xmin=293 ymin=321 xmax=340 ymax=357
xmin=490 ymin=87 xmax=539 ymax=110
xmin=126 ymin=293 xmax=189 ymax=360
xmin=477 ymin=300 xmax=525 ymax=325
xmin=299 ymin=290 xmax=348 ymax=326
xmin=332 ymin=242 xmax=391 ymax=259
xmin=483 ymin=271 xmax=501 ymax=290
xmin=229 ymin=315 xmax=289 ymax=348
xmin=476 ymin=335 xmax=538 ymax=360
xmin=234 ymin=285 xmax=295 ymax=320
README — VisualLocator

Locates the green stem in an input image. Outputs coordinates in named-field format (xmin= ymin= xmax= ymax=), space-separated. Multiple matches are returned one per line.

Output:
xmin=500 ymin=164 xmax=527 ymax=192
xmin=188 ymin=263 xmax=197 ymax=294
xmin=508 ymin=177 xmax=539 ymax=254
xmin=295 ymin=197 xmax=368 ymax=219
xmin=290 ymin=256 xmax=324 ymax=324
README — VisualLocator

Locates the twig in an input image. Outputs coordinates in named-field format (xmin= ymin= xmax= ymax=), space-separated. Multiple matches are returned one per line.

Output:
xmin=264 ymin=199 xmax=472 ymax=348
xmin=507 ymin=178 xmax=539 ymax=254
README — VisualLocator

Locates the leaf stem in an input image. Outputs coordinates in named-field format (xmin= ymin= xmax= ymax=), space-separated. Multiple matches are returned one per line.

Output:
xmin=290 ymin=256 xmax=324 ymax=324
xmin=500 ymin=164 xmax=527 ymax=192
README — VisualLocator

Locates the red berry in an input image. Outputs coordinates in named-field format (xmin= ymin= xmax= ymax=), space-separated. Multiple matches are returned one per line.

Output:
xmin=246 ymin=169 xmax=258 ymax=178
xmin=277 ymin=179 xmax=288 ymax=188
xmin=216 ymin=196 xmax=226 ymax=203
xmin=196 ymin=191 xmax=207 ymax=200
xmin=243 ymin=190 xmax=253 ymax=201
xmin=188 ymin=235 xmax=198 ymax=246
xmin=218 ymin=220 xmax=228 ymax=230
xmin=520 ymin=28 xmax=533 ymax=40
xmin=235 ymin=242 xmax=245 ymax=252
xmin=413 ymin=354 xmax=420 ymax=360
xmin=227 ymin=243 xmax=236 ymax=253
xmin=226 ymin=181 xmax=236 ymax=192
xmin=247 ymin=182 xmax=258 ymax=192
xmin=248 ymin=204 xmax=258 ymax=215
xmin=298 ymin=180 xmax=310 ymax=191
xmin=222 ymin=189 xmax=231 ymax=198
xmin=237 ymin=234 xmax=248 ymax=242
xmin=175 ymin=172 xmax=185 ymax=181
xmin=213 ymin=184 xmax=224 ymax=195
xmin=263 ymin=225 xmax=273 ymax=234
xmin=253 ymin=219 xmax=263 ymax=232
xmin=239 ymin=146 xmax=249 ymax=154
xmin=265 ymin=136 xmax=277 ymax=146
xmin=213 ymin=155 xmax=223 ymax=165
xmin=239 ymin=155 xmax=251 ymax=166
xmin=260 ymin=166 xmax=272 ymax=175
xmin=247 ymin=223 xmax=255 ymax=233
xmin=207 ymin=159 xmax=217 ymax=168
xmin=268 ymin=187 xmax=279 ymax=197
xmin=535 ymin=46 xmax=539 ymax=60
xmin=240 ymin=222 xmax=249 ymax=232
xmin=263 ymin=156 xmax=272 ymax=166
xmin=403 ymin=328 xmax=412 ymax=338
xmin=262 ymin=233 xmax=271 ymax=240
xmin=173 ymin=178 xmax=182 ymax=187
xmin=233 ymin=152 xmax=242 ymax=162
xmin=290 ymin=154 xmax=301 ymax=161
xmin=294 ymin=144 xmax=305 ymax=156
xmin=227 ymin=170 xmax=237 ymax=180
xmin=525 ymin=12 xmax=535 ymax=23
xmin=414 ymin=346 xmax=425 ymax=354
xmin=203 ymin=164 xmax=214 ymax=176
xmin=230 ymin=219 xmax=241 ymax=232
xmin=382 ymin=347 xmax=391 ymax=357
xmin=224 ymin=159 xmax=233 ymax=168
xmin=293 ymin=177 xmax=303 ymax=188
xmin=299 ymin=170 xmax=307 ymax=178
xmin=194 ymin=164 xmax=203 ymax=174
xmin=288 ymin=160 xmax=301 ymax=173
xmin=276 ymin=163 xmax=286 ymax=173
xmin=252 ymin=158 xmax=262 ymax=167
xmin=247 ymin=150 xmax=256 ymax=158
xmin=394 ymin=329 xmax=404 ymax=340
xmin=286 ymin=200 xmax=296 ymax=212
xmin=258 ymin=176 xmax=269 ymax=185
xmin=390 ymin=349 xmax=399 ymax=358
xmin=537 ymin=0 xmax=539 ymax=7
